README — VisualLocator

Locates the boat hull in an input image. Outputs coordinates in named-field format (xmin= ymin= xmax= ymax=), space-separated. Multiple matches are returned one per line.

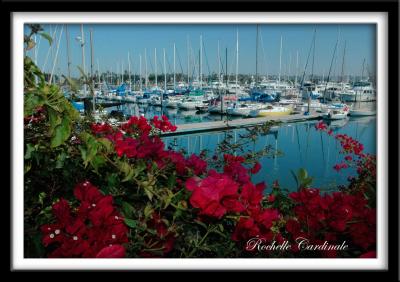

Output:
xmin=349 ymin=110 xmax=376 ymax=116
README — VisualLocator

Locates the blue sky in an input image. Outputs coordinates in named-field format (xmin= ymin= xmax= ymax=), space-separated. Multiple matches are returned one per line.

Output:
xmin=26 ymin=24 xmax=376 ymax=78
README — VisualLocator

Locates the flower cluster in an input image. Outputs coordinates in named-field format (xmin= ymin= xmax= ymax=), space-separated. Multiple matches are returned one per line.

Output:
xmin=24 ymin=106 xmax=46 ymax=125
xmin=41 ymin=181 xmax=128 ymax=258
xmin=314 ymin=121 xmax=332 ymax=135
xmin=91 ymin=123 xmax=114 ymax=135
xmin=223 ymin=154 xmax=251 ymax=184
xmin=120 ymin=115 xmax=152 ymax=136
xmin=139 ymin=213 xmax=176 ymax=257
xmin=287 ymin=188 xmax=376 ymax=257
xmin=333 ymin=162 xmax=349 ymax=172
xmin=185 ymin=154 xmax=282 ymax=246
xmin=336 ymin=134 xmax=365 ymax=156
xmin=186 ymin=170 xmax=245 ymax=219
xmin=164 ymin=151 xmax=208 ymax=177
xmin=151 ymin=115 xmax=178 ymax=132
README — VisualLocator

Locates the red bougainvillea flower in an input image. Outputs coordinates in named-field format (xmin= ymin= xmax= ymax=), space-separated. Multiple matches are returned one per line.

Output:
xmin=267 ymin=194 xmax=276 ymax=203
xmin=335 ymin=134 xmax=365 ymax=156
xmin=151 ymin=115 xmax=177 ymax=132
xmin=91 ymin=123 xmax=114 ymax=135
xmin=287 ymin=187 xmax=376 ymax=256
xmin=333 ymin=162 xmax=349 ymax=172
xmin=96 ymin=244 xmax=126 ymax=258
xmin=359 ymin=251 xmax=376 ymax=258
xmin=187 ymin=171 xmax=245 ymax=218
xmin=114 ymin=136 xmax=139 ymax=158
xmin=250 ymin=162 xmax=262 ymax=174
xmin=41 ymin=181 xmax=128 ymax=258
xmin=52 ymin=198 xmax=72 ymax=226
xmin=223 ymin=154 xmax=250 ymax=184
xmin=139 ymin=212 xmax=176 ymax=257
xmin=232 ymin=207 xmax=280 ymax=242
xmin=315 ymin=121 xmax=327 ymax=131
xmin=186 ymin=154 xmax=208 ymax=175
xmin=239 ymin=182 xmax=266 ymax=213
xmin=121 ymin=115 xmax=152 ymax=136
xmin=344 ymin=155 xmax=353 ymax=161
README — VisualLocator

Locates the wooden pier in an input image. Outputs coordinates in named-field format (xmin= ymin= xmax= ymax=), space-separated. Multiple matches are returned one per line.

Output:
xmin=162 ymin=113 xmax=322 ymax=137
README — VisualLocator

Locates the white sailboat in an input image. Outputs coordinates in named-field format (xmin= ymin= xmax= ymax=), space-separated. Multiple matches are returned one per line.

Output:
xmin=322 ymin=104 xmax=350 ymax=120
xmin=226 ymin=102 xmax=266 ymax=117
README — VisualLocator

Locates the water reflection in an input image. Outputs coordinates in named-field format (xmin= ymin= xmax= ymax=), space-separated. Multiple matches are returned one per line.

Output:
xmin=163 ymin=117 xmax=376 ymax=191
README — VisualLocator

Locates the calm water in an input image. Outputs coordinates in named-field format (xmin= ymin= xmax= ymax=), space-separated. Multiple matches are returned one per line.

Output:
xmin=105 ymin=102 xmax=376 ymax=191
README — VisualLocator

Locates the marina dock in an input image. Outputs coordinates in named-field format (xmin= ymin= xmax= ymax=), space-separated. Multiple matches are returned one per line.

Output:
xmin=162 ymin=113 xmax=322 ymax=137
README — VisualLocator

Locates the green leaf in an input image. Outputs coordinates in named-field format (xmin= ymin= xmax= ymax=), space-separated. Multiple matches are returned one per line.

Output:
xmin=91 ymin=155 xmax=106 ymax=172
xmin=298 ymin=168 xmax=308 ymax=181
xmin=144 ymin=204 xmax=153 ymax=219
xmin=119 ymin=161 xmax=134 ymax=182
xmin=167 ymin=173 xmax=176 ymax=189
xmin=144 ymin=186 xmax=154 ymax=201
xmin=55 ymin=151 xmax=67 ymax=168
xmin=124 ymin=218 xmax=138 ymax=229
xmin=50 ymin=115 xmax=71 ymax=148
xmin=194 ymin=220 xmax=208 ymax=231
xmin=38 ymin=192 xmax=46 ymax=206
xmin=98 ymin=138 xmax=114 ymax=153
xmin=24 ymin=143 xmax=36 ymax=160
xmin=80 ymin=146 xmax=87 ymax=163
xmin=121 ymin=201 xmax=135 ymax=218
xmin=39 ymin=32 xmax=53 ymax=45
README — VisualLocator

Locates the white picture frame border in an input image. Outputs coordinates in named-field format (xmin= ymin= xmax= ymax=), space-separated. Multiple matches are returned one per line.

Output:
xmin=12 ymin=11 xmax=388 ymax=270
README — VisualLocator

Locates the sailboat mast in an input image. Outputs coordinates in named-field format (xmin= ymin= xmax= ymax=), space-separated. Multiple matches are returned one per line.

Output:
xmin=121 ymin=61 xmax=124 ymax=85
xmin=323 ymin=30 xmax=340 ymax=102
xmin=145 ymin=48 xmax=148 ymax=88
xmin=128 ymin=52 xmax=132 ymax=92
xmin=97 ymin=59 xmax=100 ymax=86
xmin=255 ymin=24 xmax=259 ymax=86
xmin=139 ymin=54 xmax=142 ymax=93
xmin=155 ymin=48 xmax=157 ymax=87
xmin=65 ymin=25 xmax=71 ymax=80
xmin=235 ymin=28 xmax=239 ymax=96
xmin=361 ymin=58 xmax=366 ymax=81
xmin=288 ymin=52 xmax=291 ymax=82
xmin=200 ymin=35 xmax=203 ymax=89
xmin=295 ymin=50 xmax=299 ymax=86
xmin=163 ymin=48 xmax=166 ymax=110
xmin=218 ymin=40 xmax=221 ymax=84
xmin=340 ymin=40 xmax=347 ymax=84
xmin=80 ymin=24 xmax=87 ymax=96
xmin=89 ymin=28 xmax=95 ymax=112
xmin=279 ymin=35 xmax=282 ymax=84
xmin=173 ymin=43 xmax=176 ymax=89
xmin=187 ymin=35 xmax=190 ymax=86
xmin=311 ymin=28 xmax=316 ymax=82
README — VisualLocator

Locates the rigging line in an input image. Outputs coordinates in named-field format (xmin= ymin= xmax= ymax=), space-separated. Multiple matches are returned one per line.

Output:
xmin=311 ymin=27 xmax=316 ymax=82
xmin=260 ymin=31 xmax=267 ymax=78
xmin=202 ymin=39 xmax=212 ymax=82
xmin=226 ymin=48 xmax=235 ymax=83
xmin=299 ymin=28 xmax=316 ymax=89
xmin=165 ymin=53 xmax=172 ymax=75
xmin=42 ymin=24 xmax=59 ymax=72
xmin=175 ymin=46 xmax=185 ymax=74
xmin=323 ymin=28 xmax=340 ymax=101
xmin=147 ymin=53 xmax=154 ymax=76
